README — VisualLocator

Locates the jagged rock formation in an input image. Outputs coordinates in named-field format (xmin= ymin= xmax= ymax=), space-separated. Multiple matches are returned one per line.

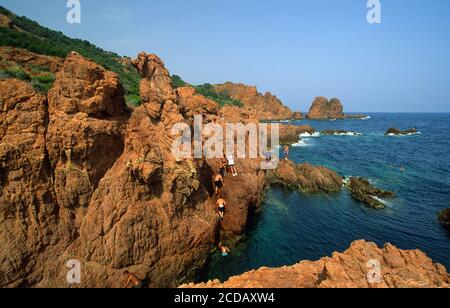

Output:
xmin=292 ymin=111 xmax=304 ymax=120
xmin=385 ymin=128 xmax=418 ymax=136
xmin=176 ymin=86 xmax=219 ymax=122
xmin=214 ymin=82 xmax=294 ymax=120
xmin=439 ymin=208 xmax=450 ymax=230
xmin=0 ymin=50 xmax=446 ymax=289
xmin=267 ymin=160 xmax=343 ymax=194
xmin=0 ymin=51 xmax=306 ymax=288
xmin=182 ymin=240 xmax=450 ymax=288
xmin=0 ymin=79 xmax=57 ymax=287
xmin=321 ymin=130 xmax=361 ymax=136
xmin=279 ymin=125 xmax=315 ymax=145
xmin=347 ymin=177 xmax=395 ymax=210
xmin=307 ymin=97 xmax=344 ymax=120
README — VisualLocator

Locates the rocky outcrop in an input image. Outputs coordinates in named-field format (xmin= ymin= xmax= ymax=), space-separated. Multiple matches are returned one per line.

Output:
xmin=438 ymin=208 xmax=450 ymax=230
xmin=0 ymin=79 xmax=57 ymax=287
xmin=385 ymin=128 xmax=418 ymax=136
xmin=292 ymin=112 xmax=304 ymax=120
xmin=347 ymin=177 xmax=395 ymax=210
xmin=1 ymin=49 xmax=444 ymax=289
xmin=321 ymin=130 xmax=361 ymax=136
xmin=46 ymin=52 xmax=128 ymax=209
xmin=214 ymin=82 xmax=294 ymax=121
xmin=182 ymin=240 xmax=450 ymax=288
xmin=268 ymin=160 xmax=343 ymax=194
xmin=307 ymin=97 xmax=344 ymax=120
xmin=0 ymin=47 xmax=63 ymax=74
xmin=279 ymin=124 xmax=315 ymax=145
xmin=0 ymin=12 xmax=21 ymax=31
xmin=176 ymin=86 xmax=219 ymax=122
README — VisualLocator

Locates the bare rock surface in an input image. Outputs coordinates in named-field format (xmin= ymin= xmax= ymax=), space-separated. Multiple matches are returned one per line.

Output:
xmin=307 ymin=97 xmax=344 ymax=120
xmin=347 ymin=177 xmax=395 ymax=210
xmin=214 ymin=82 xmax=294 ymax=120
xmin=182 ymin=240 xmax=450 ymax=288
xmin=267 ymin=160 xmax=343 ymax=193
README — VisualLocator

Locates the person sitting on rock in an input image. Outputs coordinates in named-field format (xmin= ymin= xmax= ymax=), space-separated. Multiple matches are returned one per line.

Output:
xmin=214 ymin=174 xmax=225 ymax=196
xmin=123 ymin=270 xmax=143 ymax=289
xmin=219 ymin=242 xmax=230 ymax=257
xmin=227 ymin=155 xmax=238 ymax=176
xmin=217 ymin=198 xmax=226 ymax=219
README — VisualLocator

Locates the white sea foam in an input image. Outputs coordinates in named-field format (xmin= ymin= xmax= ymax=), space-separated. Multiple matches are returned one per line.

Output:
xmin=299 ymin=132 xmax=321 ymax=138
xmin=387 ymin=132 xmax=421 ymax=137
xmin=292 ymin=140 xmax=309 ymax=147
xmin=327 ymin=132 xmax=362 ymax=136
xmin=370 ymin=196 xmax=393 ymax=208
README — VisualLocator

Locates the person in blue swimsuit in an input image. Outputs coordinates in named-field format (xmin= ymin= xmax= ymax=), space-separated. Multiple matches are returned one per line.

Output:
xmin=219 ymin=242 xmax=230 ymax=257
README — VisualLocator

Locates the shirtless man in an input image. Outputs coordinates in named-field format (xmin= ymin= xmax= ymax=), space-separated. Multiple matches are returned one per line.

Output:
xmin=124 ymin=270 xmax=143 ymax=289
xmin=217 ymin=198 xmax=226 ymax=219
xmin=214 ymin=174 xmax=225 ymax=196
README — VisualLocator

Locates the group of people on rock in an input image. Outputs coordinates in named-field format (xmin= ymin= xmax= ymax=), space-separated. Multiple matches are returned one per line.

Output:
xmin=213 ymin=155 xmax=239 ymax=219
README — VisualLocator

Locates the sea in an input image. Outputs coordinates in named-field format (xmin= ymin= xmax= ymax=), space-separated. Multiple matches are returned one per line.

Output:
xmin=202 ymin=113 xmax=450 ymax=282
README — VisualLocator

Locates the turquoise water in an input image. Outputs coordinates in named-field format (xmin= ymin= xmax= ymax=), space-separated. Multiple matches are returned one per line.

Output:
xmin=203 ymin=113 xmax=450 ymax=282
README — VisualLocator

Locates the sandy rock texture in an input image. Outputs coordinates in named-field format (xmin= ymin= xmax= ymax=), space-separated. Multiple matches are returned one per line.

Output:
xmin=182 ymin=240 xmax=450 ymax=288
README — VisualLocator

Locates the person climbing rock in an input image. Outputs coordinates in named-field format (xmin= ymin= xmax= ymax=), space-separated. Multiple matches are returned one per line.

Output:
xmin=227 ymin=155 xmax=238 ymax=176
xmin=123 ymin=270 xmax=143 ymax=289
xmin=218 ymin=242 xmax=230 ymax=257
xmin=283 ymin=145 xmax=290 ymax=160
xmin=217 ymin=198 xmax=226 ymax=219
xmin=214 ymin=174 xmax=225 ymax=196
xmin=218 ymin=159 xmax=227 ymax=178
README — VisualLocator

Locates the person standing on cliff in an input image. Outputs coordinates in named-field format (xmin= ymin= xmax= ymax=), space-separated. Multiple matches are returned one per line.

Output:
xmin=214 ymin=174 xmax=225 ymax=196
xmin=227 ymin=155 xmax=238 ymax=176
xmin=217 ymin=198 xmax=226 ymax=219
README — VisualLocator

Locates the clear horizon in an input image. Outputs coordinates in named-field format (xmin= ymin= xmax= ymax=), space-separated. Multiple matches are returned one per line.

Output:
xmin=1 ymin=0 xmax=449 ymax=113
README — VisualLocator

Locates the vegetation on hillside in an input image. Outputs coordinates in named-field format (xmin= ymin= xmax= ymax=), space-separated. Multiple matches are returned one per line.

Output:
xmin=0 ymin=6 xmax=242 ymax=108
xmin=0 ymin=6 xmax=141 ymax=105
xmin=0 ymin=64 xmax=55 ymax=94
xmin=171 ymin=75 xmax=243 ymax=108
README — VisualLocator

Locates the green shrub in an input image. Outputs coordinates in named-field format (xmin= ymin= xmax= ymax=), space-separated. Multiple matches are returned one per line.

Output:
xmin=0 ymin=66 xmax=31 ymax=81
xmin=125 ymin=94 xmax=142 ymax=107
xmin=171 ymin=75 xmax=187 ymax=88
xmin=194 ymin=83 xmax=243 ymax=107
xmin=30 ymin=74 xmax=55 ymax=94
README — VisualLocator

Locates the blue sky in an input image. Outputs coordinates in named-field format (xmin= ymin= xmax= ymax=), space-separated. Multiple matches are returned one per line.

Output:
xmin=1 ymin=0 xmax=450 ymax=112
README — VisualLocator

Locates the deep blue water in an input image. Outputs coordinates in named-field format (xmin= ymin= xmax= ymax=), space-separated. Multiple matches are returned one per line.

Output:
xmin=203 ymin=113 xmax=450 ymax=282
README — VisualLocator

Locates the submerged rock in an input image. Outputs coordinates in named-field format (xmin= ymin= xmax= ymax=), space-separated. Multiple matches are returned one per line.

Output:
xmin=385 ymin=128 xmax=418 ymax=136
xmin=182 ymin=240 xmax=450 ymax=288
xmin=347 ymin=177 xmax=395 ymax=209
xmin=438 ymin=208 xmax=450 ymax=230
